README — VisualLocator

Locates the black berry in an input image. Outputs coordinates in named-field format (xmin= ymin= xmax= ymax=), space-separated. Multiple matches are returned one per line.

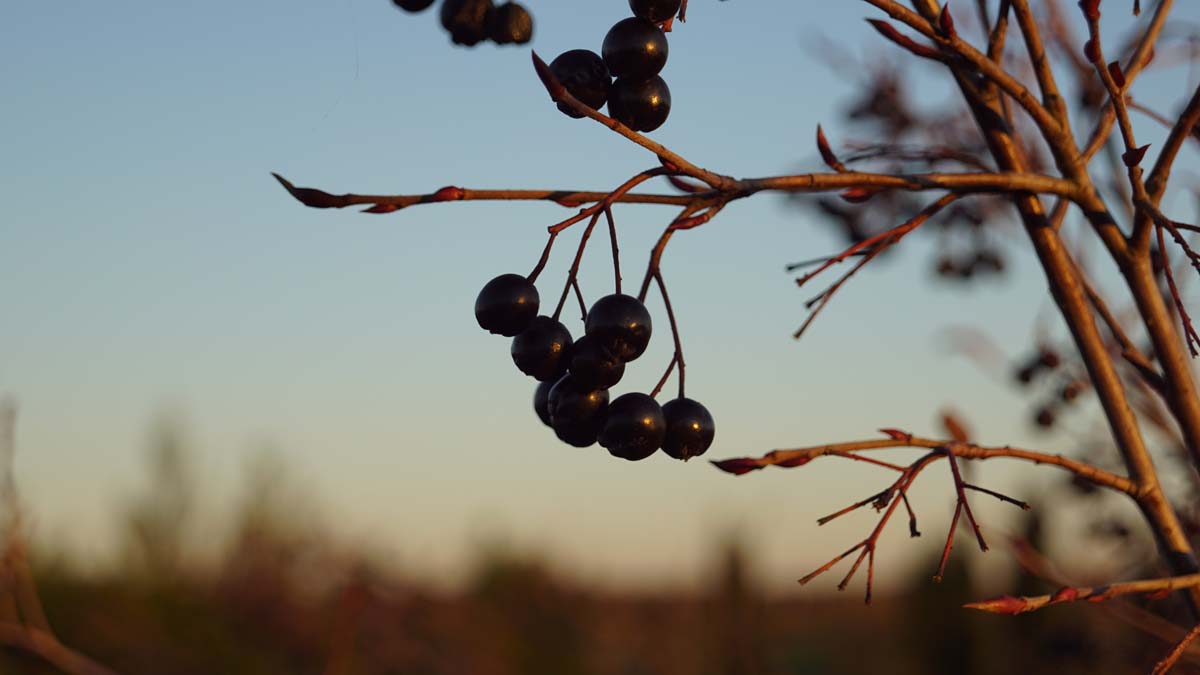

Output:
xmin=441 ymin=0 xmax=494 ymax=46
xmin=549 ymin=50 xmax=611 ymax=118
xmin=533 ymin=380 xmax=553 ymax=427
xmin=1034 ymin=406 xmax=1056 ymax=428
xmin=585 ymin=294 xmax=652 ymax=361
xmin=661 ymin=397 xmax=715 ymax=460
xmin=567 ymin=335 xmax=625 ymax=390
xmin=393 ymin=0 xmax=436 ymax=11
xmin=629 ymin=0 xmax=681 ymax=22
xmin=602 ymin=17 xmax=668 ymax=80
xmin=488 ymin=2 xmax=533 ymax=45
xmin=512 ymin=316 xmax=572 ymax=381
xmin=608 ymin=76 xmax=671 ymax=132
xmin=599 ymin=392 xmax=665 ymax=461
xmin=475 ymin=273 xmax=540 ymax=337
xmin=548 ymin=374 xmax=609 ymax=447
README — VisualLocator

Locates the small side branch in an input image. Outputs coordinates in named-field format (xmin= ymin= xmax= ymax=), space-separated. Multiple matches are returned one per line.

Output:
xmin=965 ymin=572 xmax=1200 ymax=615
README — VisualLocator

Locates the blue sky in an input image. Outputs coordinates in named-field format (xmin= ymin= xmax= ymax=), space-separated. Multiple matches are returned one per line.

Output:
xmin=4 ymin=1 xmax=1199 ymax=593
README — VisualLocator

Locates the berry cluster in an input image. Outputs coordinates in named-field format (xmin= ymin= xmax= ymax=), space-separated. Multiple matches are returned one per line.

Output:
xmin=475 ymin=272 xmax=715 ymax=461
xmin=934 ymin=247 xmax=1006 ymax=281
xmin=546 ymin=0 xmax=681 ymax=132
xmin=392 ymin=0 xmax=533 ymax=47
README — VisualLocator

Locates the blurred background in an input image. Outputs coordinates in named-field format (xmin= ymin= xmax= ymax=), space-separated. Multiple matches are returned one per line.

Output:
xmin=4 ymin=0 xmax=1200 ymax=672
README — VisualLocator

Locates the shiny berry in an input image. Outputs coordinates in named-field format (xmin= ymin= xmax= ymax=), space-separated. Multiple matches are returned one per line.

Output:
xmin=629 ymin=0 xmax=681 ymax=22
xmin=512 ymin=316 xmax=572 ymax=381
xmin=585 ymin=294 xmax=652 ymax=362
xmin=661 ymin=397 xmax=715 ymax=460
xmin=548 ymin=374 xmax=609 ymax=447
xmin=600 ymin=393 xmax=665 ymax=461
xmin=549 ymin=50 xmax=611 ymax=118
xmin=567 ymin=335 xmax=625 ymax=390
xmin=607 ymin=76 xmax=671 ymax=132
xmin=441 ymin=0 xmax=494 ymax=46
xmin=602 ymin=17 xmax=668 ymax=80
xmin=393 ymin=0 xmax=436 ymax=11
xmin=475 ymin=273 xmax=540 ymax=337
xmin=533 ymin=380 xmax=553 ymax=427
xmin=488 ymin=2 xmax=533 ymax=44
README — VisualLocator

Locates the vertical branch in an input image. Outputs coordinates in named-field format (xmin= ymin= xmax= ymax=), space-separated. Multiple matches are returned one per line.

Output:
xmin=907 ymin=0 xmax=1200 ymax=612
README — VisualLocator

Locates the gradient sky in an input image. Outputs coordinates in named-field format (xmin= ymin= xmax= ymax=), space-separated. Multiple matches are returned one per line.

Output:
xmin=4 ymin=1 xmax=1200 ymax=594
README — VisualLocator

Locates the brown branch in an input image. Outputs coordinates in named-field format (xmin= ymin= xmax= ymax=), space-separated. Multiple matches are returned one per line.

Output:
xmin=711 ymin=431 xmax=1137 ymax=496
xmin=271 ymin=173 xmax=695 ymax=211
xmin=1153 ymin=622 xmax=1200 ymax=675
xmin=1146 ymin=83 xmax=1200 ymax=203
xmin=793 ymin=194 xmax=958 ymax=339
xmin=965 ymin=572 xmax=1200 ymax=615
xmin=1078 ymin=0 xmax=1176 ymax=163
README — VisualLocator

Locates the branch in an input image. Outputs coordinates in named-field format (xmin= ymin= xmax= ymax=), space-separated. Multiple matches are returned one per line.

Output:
xmin=965 ymin=572 xmax=1200 ymax=615
xmin=271 ymin=173 xmax=695 ymax=212
xmin=712 ymin=431 xmax=1137 ymax=496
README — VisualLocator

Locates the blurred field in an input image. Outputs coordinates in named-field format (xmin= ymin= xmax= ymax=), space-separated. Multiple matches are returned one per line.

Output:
xmin=0 ymin=424 xmax=1179 ymax=675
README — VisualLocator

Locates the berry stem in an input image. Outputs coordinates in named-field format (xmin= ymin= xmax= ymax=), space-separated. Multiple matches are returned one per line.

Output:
xmin=528 ymin=230 xmax=559 ymax=283
xmin=649 ymin=354 xmax=677 ymax=399
xmin=604 ymin=206 xmax=622 ymax=294
xmin=653 ymin=270 xmax=686 ymax=399
xmin=570 ymin=277 xmax=587 ymax=322
xmin=552 ymin=211 xmax=602 ymax=322
xmin=637 ymin=202 xmax=723 ymax=302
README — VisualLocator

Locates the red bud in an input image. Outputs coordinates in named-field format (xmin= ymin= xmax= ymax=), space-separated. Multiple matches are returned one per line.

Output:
xmin=1083 ymin=39 xmax=1100 ymax=63
xmin=1079 ymin=0 xmax=1101 ymax=21
xmin=776 ymin=455 xmax=814 ymax=468
xmin=1107 ymin=60 xmax=1125 ymax=87
xmin=432 ymin=186 xmax=465 ymax=202
xmin=1122 ymin=144 xmax=1150 ymax=167
xmin=840 ymin=188 xmax=876 ymax=203
xmin=938 ymin=5 xmax=956 ymax=38
xmin=1050 ymin=587 xmax=1080 ymax=603
xmin=816 ymin=125 xmax=845 ymax=171
xmin=879 ymin=428 xmax=912 ymax=441
xmin=710 ymin=458 xmax=763 ymax=475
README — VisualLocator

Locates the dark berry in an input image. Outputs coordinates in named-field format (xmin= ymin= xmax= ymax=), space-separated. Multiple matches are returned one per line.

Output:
xmin=441 ymin=0 xmax=494 ymax=46
xmin=549 ymin=50 xmax=611 ymax=118
xmin=512 ymin=316 xmax=572 ymax=381
xmin=1015 ymin=364 xmax=1036 ymax=385
xmin=935 ymin=256 xmax=957 ymax=278
xmin=488 ymin=2 xmax=533 ymax=45
xmin=585 ymin=294 xmax=652 ymax=362
xmin=602 ymin=17 xmax=668 ymax=80
xmin=1061 ymin=381 xmax=1084 ymax=402
xmin=600 ymin=392 xmax=665 ymax=461
xmin=548 ymin=374 xmax=609 ymax=447
xmin=393 ymin=0 xmax=436 ymax=11
xmin=629 ymin=0 xmax=682 ymax=22
xmin=475 ymin=273 xmax=539 ymax=337
xmin=973 ymin=248 xmax=1005 ymax=273
xmin=533 ymin=380 xmax=553 ymax=427
xmin=607 ymin=76 xmax=671 ymax=132
xmin=1034 ymin=406 xmax=1056 ymax=428
xmin=661 ymin=397 xmax=715 ymax=460
xmin=567 ymin=335 xmax=625 ymax=390
xmin=1038 ymin=348 xmax=1061 ymax=369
